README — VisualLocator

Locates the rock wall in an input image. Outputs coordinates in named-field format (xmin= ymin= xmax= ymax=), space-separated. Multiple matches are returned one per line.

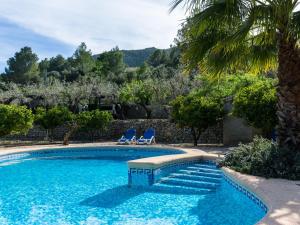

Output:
xmin=223 ymin=115 xmax=261 ymax=146
xmin=1 ymin=119 xmax=223 ymax=144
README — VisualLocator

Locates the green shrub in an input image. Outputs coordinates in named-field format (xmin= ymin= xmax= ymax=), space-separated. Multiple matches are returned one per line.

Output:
xmin=222 ymin=137 xmax=300 ymax=180
xmin=171 ymin=92 xmax=225 ymax=146
xmin=232 ymin=79 xmax=277 ymax=135
xmin=76 ymin=110 xmax=113 ymax=140
xmin=35 ymin=107 xmax=74 ymax=140
xmin=0 ymin=104 xmax=34 ymax=137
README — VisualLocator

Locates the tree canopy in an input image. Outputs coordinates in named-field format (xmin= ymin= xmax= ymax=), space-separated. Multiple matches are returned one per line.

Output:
xmin=96 ymin=47 xmax=126 ymax=77
xmin=0 ymin=104 xmax=34 ymax=137
xmin=171 ymin=0 xmax=300 ymax=152
xmin=171 ymin=91 xmax=225 ymax=146
xmin=2 ymin=47 xmax=40 ymax=84
xmin=233 ymin=78 xmax=277 ymax=136
xmin=119 ymin=80 xmax=154 ymax=118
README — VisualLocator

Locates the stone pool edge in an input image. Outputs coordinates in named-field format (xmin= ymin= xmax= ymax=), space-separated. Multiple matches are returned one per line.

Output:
xmin=222 ymin=167 xmax=300 ymax=225
xmin=127 ymin=149 xmax=269 ymax=219
xmin=0 ymin=143 xmax=299 ymax=225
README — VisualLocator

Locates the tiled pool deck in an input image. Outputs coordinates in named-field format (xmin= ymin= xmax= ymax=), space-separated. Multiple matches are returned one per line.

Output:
xmin=0 ymin=143 xmax=299 ymax=225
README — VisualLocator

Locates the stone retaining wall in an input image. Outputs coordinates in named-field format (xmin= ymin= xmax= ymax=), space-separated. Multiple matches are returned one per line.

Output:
xmin=1 ymin=119 xmax=223 ymax=144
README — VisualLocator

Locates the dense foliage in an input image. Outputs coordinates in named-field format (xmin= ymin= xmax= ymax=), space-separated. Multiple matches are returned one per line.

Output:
xmin=119 ymin=80 xmax=154 ymax=118
xmin=35 ymin=107 xmax=73 ymax=140
xmin=172 ymin=0 xmax=300 ymax=179
xmin=171 ymin=91 xmax=225 ymax=146
xmin=233 ymin=78 xmax=277 ymax=135
xmin=76 ymin=110 xmax=113 ymax=139
xmin=0 ymin=104 xmax=34 ymax=137
xmin=222 ymin=137 xmax=300 ymax=180
xmin=0 ymin=77 xmax=117 ymax=111
xmin=2 ymin=47 xmax=40 ymax=84
xmin=0 ymin=43 xmax=192 ymax=118
xmin=63 ymin=110 xmax=113 ymax=144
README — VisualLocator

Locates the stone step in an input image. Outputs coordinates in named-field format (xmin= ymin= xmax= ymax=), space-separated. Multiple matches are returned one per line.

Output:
xmin=151 ymin=183 xmax=215 ymax=195
xmin=186 ymin=166 xmax=223 ymax=174
xmin=160 ymin=177 xmax=220 ymax=189
xmin=169 ymin=173 xmax=222 ymax=183
xmin=193 ymin=163 xmax=218 ymax=169
xmin=179 ymin=169 xmax=223 ymax=178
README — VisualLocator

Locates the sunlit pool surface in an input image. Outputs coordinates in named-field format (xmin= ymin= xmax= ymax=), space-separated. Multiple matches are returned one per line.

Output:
xmin=0 ymin=148 xmax=266 ymax=225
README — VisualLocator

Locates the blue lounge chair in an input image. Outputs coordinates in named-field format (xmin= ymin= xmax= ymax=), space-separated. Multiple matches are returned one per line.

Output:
xmin=137 ymin=128 xmax=156 ymax=145
xmin=118 ymin=129 xmax=136 ymax=144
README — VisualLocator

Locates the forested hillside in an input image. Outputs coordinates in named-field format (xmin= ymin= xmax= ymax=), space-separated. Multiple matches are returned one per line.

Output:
xmin=121 ymin=47 xmax=157 ymax=67
xmin=94 ymin=47 xmax=161 ymax=67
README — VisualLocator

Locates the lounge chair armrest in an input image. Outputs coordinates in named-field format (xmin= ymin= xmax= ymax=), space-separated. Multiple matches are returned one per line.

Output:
xmin=118 ymin=136 xmax=126 ymax=142
xmin=150 ymin=136 xmax=156 ymax=144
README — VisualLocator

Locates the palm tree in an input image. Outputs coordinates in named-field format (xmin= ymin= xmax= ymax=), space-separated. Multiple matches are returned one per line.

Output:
xmin=171 ymin=0 xmax=300 ymax=152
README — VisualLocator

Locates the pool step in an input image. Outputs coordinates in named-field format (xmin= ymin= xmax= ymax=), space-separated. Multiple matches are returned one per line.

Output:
xmin=160 ymin=177 xmax=220 ymax=189
xmin=186 ymin=166 xmax=223 ymax=174
xmin=179 ymin=169 xmax=223 ymax=178
xmin=0 ymin=160 xmax=22 ymax=167
xmin=153 ymin=163 xmax=223 ymax=192
xmin=193 ymin=163 xmax=218 ymax=169
xmin=169 ymin=173 xmax=222 ymax=183
xmin=151 ymin=183 xmax=214 ymax=195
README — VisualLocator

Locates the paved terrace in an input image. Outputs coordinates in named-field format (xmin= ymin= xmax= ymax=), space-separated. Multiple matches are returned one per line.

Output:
xmin=0 ymin=142 xmax=299 ymax=225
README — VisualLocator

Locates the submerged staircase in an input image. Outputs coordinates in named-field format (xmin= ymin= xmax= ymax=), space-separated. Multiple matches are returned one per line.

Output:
xmin=152 ymin=163 xmax=223 ymax=195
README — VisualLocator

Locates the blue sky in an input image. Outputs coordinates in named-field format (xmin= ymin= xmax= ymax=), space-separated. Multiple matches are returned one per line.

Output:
xmin=0 ymin=18 xmax=74 ymax=71
xmin=0 ymin=0 xmax=184 ymax=71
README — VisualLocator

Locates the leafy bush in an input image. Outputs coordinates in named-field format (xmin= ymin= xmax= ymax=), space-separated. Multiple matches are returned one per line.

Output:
xmin=171 ymin=92 xmax=225 ymax=146
xmin=35 ymin=107 xmax=74 ymax=140
xmin=76 ymin=110 xmax=113 ymax=140
xmin=222 ymin=137 xmax=300 ymax=180
xmin=0 ymin=104 xmax=34 ymax=137
xmin=63 ymin=110 xmax=113 ymax=144
xmin=232 ymin=79 xmax=277 ymax=135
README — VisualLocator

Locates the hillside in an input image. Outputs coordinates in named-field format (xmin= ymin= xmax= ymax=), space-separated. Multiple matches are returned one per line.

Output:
xmin=94 ymin=47 xmax=159 ymax=67
xmin=121 ymin=47 xmax=157 ymax=67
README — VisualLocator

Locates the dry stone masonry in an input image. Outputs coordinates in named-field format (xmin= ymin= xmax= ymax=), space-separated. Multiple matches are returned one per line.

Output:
xmin=1 ymin=119 xmax=223 ymax=144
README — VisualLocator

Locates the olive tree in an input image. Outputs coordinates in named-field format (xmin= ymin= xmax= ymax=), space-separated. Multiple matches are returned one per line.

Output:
xmin=119 ymin=80 xmax=154 ymax=119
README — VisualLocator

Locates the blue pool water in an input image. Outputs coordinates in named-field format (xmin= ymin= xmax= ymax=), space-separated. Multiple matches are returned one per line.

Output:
xmin=0 ymin=150 xmax=266 ymax=225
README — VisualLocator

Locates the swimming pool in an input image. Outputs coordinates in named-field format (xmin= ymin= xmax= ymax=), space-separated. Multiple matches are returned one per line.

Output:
xmin=0 ymin=147 xmax=266 ymax=225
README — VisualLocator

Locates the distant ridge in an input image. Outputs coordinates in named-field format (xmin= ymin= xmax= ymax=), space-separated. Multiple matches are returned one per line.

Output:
xmin=94 ymin=47 xmax=163 ymax=68
xmin=121 ymin=47 xmax=157 ymax=67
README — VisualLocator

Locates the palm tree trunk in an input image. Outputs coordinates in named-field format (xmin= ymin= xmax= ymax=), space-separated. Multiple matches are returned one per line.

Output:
xmin=277 ymin=37 xmax=300 ymax=151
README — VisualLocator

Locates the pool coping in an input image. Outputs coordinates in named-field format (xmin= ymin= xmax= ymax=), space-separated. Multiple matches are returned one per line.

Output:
xmin=0 ymin=143 xmax=299 ymax=225
xmin=222 ymin=167 xmax=300 ymax=225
